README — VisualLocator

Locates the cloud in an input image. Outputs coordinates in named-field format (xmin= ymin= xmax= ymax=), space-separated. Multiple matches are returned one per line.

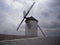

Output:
xmin=47 ymin=29 xmax=60 ymax=36
xmin=5 ymin=0 xmax=24 ymax=9
xmin=41 ymin=21 xmax=60 ymax=29
xmin=57 ymin=14 xmax=60 ymax=19
xmin=0 ymin=0 xmax=25 ymax=35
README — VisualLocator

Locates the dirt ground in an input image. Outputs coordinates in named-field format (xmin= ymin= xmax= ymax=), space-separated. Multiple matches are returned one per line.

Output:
xmin=0 ymin=34 xmax=36 ymax=40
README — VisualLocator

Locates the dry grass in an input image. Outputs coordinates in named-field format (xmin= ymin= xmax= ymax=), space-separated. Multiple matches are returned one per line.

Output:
xmin=0 ymin=34 xmax=36 ymax=41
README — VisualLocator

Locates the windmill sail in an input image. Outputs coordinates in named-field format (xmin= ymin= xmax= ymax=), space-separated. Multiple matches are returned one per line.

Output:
xmin=24 ymin=2 xmax=35 ymax=18
xmin=17 ymin=2 xmax=35 ymax=31
xmin=23 ymin=10 xmax=26 ymax=18
xmin=38 ymin=25 xmax=46 ymax=37
xmin=17 ymin=18 xmax=25 ymax=31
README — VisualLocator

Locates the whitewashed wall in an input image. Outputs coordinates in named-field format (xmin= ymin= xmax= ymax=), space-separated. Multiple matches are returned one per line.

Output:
xmin=25 ymin=20 xmax=38 ymax=36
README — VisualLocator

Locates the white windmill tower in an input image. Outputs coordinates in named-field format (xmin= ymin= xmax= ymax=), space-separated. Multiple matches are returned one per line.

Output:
xmin=25 ymin=16 xmax=38 ymax=36
xmin=17 ymin=2 xmax=46 ymax=37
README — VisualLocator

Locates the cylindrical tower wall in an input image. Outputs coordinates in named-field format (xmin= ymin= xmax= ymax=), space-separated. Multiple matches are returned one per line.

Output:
xmin=25 ymin=20 xmax=38 ymax=36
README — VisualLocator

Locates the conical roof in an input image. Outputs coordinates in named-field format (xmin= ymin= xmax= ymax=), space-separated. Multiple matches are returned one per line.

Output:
xmin=25 ymin=16 xmax=38 ymax=22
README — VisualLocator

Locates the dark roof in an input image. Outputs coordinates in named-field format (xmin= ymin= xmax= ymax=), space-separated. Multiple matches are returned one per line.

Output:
xmin=25 ymin=16 xmax=38 ymax=22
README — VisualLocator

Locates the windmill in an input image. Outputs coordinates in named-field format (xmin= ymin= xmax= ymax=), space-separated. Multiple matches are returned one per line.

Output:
xmin=17 ymin=2 xmax=46 ymax=37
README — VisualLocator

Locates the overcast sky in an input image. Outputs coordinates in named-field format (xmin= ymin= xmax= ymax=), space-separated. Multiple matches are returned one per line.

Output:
xmin=0 ymin=0 xmax=60 ymax=36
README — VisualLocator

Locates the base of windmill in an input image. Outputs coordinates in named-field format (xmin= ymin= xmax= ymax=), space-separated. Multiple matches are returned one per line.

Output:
xmin=25 ymin=16 xmax=38 ymax=36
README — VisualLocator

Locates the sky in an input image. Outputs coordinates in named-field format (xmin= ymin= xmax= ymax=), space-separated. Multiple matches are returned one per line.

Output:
xmin=0 ymin=0 xmax=60 ymax=36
